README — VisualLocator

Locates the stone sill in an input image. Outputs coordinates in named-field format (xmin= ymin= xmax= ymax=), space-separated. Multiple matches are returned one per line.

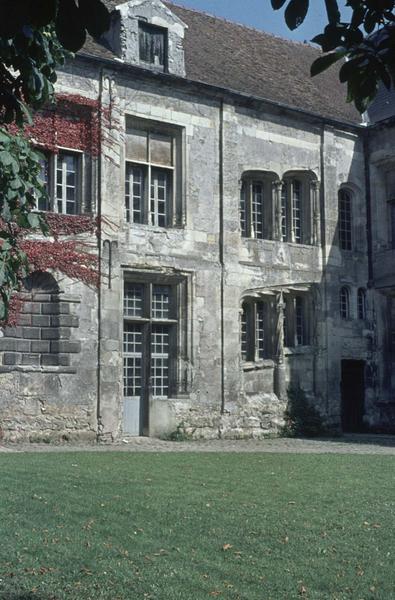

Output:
xmin=284 ymin=346 xmax=312 ymax=356
xmin=243 ymin=359 xmax=275 ymax=372
xmin=0 ymin=365 xmax=77 ymax=374
xmin=242 ymin=238 xmax=318 ymax=250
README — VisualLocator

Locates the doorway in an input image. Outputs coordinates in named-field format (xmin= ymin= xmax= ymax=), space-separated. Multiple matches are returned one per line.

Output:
xmin=341 ymin=360 xmax=366 ymax=432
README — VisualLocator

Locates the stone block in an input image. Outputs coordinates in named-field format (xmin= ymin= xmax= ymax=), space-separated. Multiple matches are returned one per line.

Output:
xmin=3 ymin=352 xmax=21 ymax=365
xmin=41 ymin=303 xmax=60 ymax=315
xmin=51 ymin=315 xmax=79 ymax=328
xmin=41 ymin=328 xmax=61 ymax=340
xmin=18 ymin=314 xmax=32 ymax=326
xmin=59 ymin=354 xmax=71 ymax=366
xmin=50 ymin=340 xmax=81 ymax=354
xmin=16 ymin=340 xmax=31 ymax=352
xmin=21 ymin=353 xmax=40 ymax=366
xmin=31 ymin=341 xmax=50 ymax=353
xmin=41 ymin=354 xmax=59 ymax=367
xmin=22 ymin=302 xmax=41 ymax=314
xmin=0 ymin=338 xmax=17 ymax=352
xmin=4 ymin=326 xmax=23 ymax=338
xmin=31 ymin=315 xmax=51 ymax=327
xmin=22 ymin=327 xmax=40 ymax=340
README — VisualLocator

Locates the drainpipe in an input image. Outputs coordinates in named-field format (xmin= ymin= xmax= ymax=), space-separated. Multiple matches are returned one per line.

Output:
xmin=363 ymin=131 xmax=374 ymax=286
xmin=320 ymin=124 xmax=330 ymax=415
xmin=96 ymin=68 xmax=104 ymax=440
xmin=219 ymin=98 xmax=225 ymax=414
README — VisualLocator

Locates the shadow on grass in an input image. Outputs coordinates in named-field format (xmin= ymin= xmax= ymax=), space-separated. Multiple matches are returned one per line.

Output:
xmin=0 ymin=594 xmax=58 ymax=600
xmin=309 ymin=433 xmax=395 ymax=448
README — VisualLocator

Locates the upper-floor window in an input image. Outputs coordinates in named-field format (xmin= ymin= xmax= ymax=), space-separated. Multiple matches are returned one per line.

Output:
xmin=357 ymin=288 xmax=367 ymax=320
xmin=38 ymin=150 xmax=82 ymax=215
xmin=125 ymin=119 xmax=183 ymax=228
xmin=240 ymin=174 xmax=275 ymax=239
xmin=340 ymin=287 xmax=350 ymax=320
xmin=138 ymin=22 xmax=167 ymax=71
xmin=338 ymin=189 xmax=352 ymax=251
xmin=239 ymin=171 xmax=317 ymax=245
xmin=389 ymin=200 xmax=395 ymax=250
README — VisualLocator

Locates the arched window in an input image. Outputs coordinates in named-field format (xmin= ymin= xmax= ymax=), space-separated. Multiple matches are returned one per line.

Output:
xmin=338 ymin=189 xmax=352 ymax=250
xmin=240 ymin=172 xmax=276 ymax=239
xmin=340 ymin=287 xmax=350 ymax=320
xmin=357 ymin=288 xmax=366 ymax=320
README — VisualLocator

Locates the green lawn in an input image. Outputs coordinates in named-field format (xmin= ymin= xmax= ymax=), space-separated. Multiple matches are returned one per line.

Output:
xmin=0 ymin=452 xmax=394 ymax=600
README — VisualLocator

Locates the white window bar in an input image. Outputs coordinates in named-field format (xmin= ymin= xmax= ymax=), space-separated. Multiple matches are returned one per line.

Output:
xmin=152 ymin=285 xmax=170 ymax=319
xmin=339 ymin=189 xmax=352 ymax=250
xmin=240 ymin=183 xmax=247 ymax=237
xmin=124 ymin=283 xmax=144 ymax=317
xmin=292 ymin=179 xmax=302 ymax=243
xmin=340 ymin=287 xmax=350 ymax=320
xmin=151 ymin=325 xmax=169 ymax=397
xmin=150 ymin=168 xmax=169 ymax=227
xmin=256 ymin=302 xmax=265 ymax=359
xmin=56 ymin=152 xmax=78 ymax=215
xmin=125 ymin=164 xmax=144 ymax=224
xmin=251 ymin=181 xmax=264 ymax=239
xmin=281 ymin=183 xmax=288 ymax=242
xmin=123 ymin=324 xmax=143 ymax=397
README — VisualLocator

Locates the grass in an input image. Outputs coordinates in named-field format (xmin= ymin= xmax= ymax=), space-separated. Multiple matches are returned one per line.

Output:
xmin=0 ymin=452 xmax=394 ymax=600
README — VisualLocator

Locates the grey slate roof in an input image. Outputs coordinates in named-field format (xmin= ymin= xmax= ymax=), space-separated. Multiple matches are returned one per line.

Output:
xmin=83 ymin=0 xmax=361 ymax=124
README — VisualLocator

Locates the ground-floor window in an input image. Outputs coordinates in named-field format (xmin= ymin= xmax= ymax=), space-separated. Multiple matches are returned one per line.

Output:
xmin=123 ymin=280 xmax=178 ymax=399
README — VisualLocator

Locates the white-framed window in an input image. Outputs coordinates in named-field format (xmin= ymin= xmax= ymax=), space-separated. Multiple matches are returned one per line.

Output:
xmin=37 ymin=150 xmax=83 ymax=214
xmin=240 ymin=172 xmax=276 ymax=239
xmin=284 ymin=294 xmax=310 ymax=347
xmin=281 ymin=177 xmax=308 ymax=244
xmin=241 ymin=299 xmax=271 ymax=361
xmin=340 ymin=287 xmax=350 ymax=320
xmin=138 ymin=21 xmax=167 ymax=71
xmin=125 ymin=119 xmax=183 ymax=227
xmin=338 ymin=188 xmax=353 ymax=251
xmin=357 ymin=288 xmax=367 ymax=320
xmin=123 ymin=280 xmax=178 ymax=399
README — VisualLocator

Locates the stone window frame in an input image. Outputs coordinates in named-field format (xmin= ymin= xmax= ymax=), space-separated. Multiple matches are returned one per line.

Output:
xmin=339 ymin=286 xmax=351 ymax=320
xmin=338 ymin=187 xmax=353 ymax=251
xmin=122 ymin=269 xmax=190 ymax=404
xmin=283 ymin=292 xmax=311 ymax=348
xmin=36 ymin=147 xmax=86 ymax=215
xmin=124 ymin=117 xmax=185 ymax=228
xmin=239 ymin=169 xmax=320 ymax=245
xmin=241 ymin=296 xmax=274 ymax=362
xmin=357 ymin=288 xmax=367 ymax=321
xmin=138 ymin=20 xmax=168 ymax=72
xmin=389 ymin=198 xmax=395 ymax=250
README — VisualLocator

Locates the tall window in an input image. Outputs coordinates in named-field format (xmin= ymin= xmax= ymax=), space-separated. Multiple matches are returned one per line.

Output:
xmin=37 ymin=151 xmax=82 ymax=214
xmin=281 ymin=178 xmax=306 ymax=243
xmin=125 ymin=122 xmax=181 ymax=227
xmin=357 ymin=288 xmax=366 ymax=320
xmin=123 ymin=281 xmax=178 ymax=399
xmin=138 ymin=22 xmax=167 ymax=71
xmin=338 ymin=189 xmax=352 ymax=250
xmin=284 ymin=294 xmax=309 ymax=347
xmin=340 ymin=287 xmax=350 ymax=320
xmin=241 ymin=300 xmax=270 ymax=361
xmin=240 ymin=174 xmax=274 ymax=239
xmin=390 ymin=200 xmax=395 ymax=250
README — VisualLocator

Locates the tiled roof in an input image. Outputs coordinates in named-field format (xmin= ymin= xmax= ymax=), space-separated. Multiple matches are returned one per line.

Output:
xmin=82 ymin=0 xmax=360 ymax=124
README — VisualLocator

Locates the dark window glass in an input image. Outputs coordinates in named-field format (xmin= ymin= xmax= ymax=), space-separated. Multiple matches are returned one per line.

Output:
xmin=340 ymin=287 xmax=350 ymax=320
xmin=139 ymin=22 xmax=166 ymax=69
xmin=339 ymin=189 xmax=352 ymax=250
xmin=357 ymin=288 xmax=366 ymax=320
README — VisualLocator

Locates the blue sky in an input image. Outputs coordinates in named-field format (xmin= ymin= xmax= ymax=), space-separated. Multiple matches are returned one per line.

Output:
xmin=173 ymin=1 xmax=351 ymax=42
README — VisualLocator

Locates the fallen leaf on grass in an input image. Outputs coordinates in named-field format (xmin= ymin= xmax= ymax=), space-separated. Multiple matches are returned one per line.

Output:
xmin=299 ymin=585 xmax=307 ymax=595
xmin=222 ymin=544 xmax=233 ymax=551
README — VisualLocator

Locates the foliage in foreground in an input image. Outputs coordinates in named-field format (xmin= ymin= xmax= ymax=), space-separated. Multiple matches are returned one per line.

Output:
xmin=0 ymin=452 xmax=394 ymax=599
xmin=282 ymin=386 xmax=328 ymax=438
xmin=271 ymin=0 xmax=395 ymax=112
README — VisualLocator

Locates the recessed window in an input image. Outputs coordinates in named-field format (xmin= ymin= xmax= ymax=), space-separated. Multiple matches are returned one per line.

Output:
xmin=138 ymin=22 xmax=167 ymax=71
xmin=241 ymin=299 xmax=271 ymax=361
xmin=240 ymin=173 xmax=276 ymax=239
xmin=390 ymin=200 xmax=395 ymax=250
xmin=281 ymin=178 xmax=304 ymax=243
xmin=357 ymin=288 xmax=366 ymax=320
xmin=340 ymin=287 xmax=350 ymax=320
xmin=125 ymin=120 xmax=183 ymax=228
xmin=284 ymin=294 xmax=309 ymax=347
xmin=37 ymin=150 xmax=82 ymax=214
xmin=338 ymin=189 xmax=353 ymax=251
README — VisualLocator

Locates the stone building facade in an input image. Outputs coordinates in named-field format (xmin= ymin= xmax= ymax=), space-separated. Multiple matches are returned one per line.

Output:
xmin=0 ymin=0 xmax=394 ymax=441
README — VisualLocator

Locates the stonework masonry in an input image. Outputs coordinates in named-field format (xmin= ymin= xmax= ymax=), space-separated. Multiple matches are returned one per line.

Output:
xmin=0 ymin=0 xmax=394 ymax=441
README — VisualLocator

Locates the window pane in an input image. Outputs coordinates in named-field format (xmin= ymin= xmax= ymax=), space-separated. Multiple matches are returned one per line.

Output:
xmin=125 ymin=164 xmax=144 ymax=224
xmin=152 ymin=285 xmax=170 ymax=319
xmin=126 ymin=128 xmax=148 ymax=162
xmin=357 ymin=289 xmax=366 ymax=320
xmin=38 ymin=156 xmax=50 ymax=211
xmin=256 ymin=302 xmax=266 ymax=359
xmin=281 ymin=182 xmax=288 ymax=242
xmin=240 ymin=183 xmax=247 ymax=237
xmin=295 ymin=296 xmax=304 ymax=345
xmin=124 ymin=283 xmax=144 ymax=317
xmin=391 ymin=202 xmax=395 ymax=250
xmin=241 ymin=304 xmax=248 ymax=361
xmin=151 ymin=325 xmax=170 ymax=397
xmin=150 ymin=133 xmax=173 ymax=166
xmin=56 ymin=152 xmax=78 ymax=214
xmin=292 ymin=180 xmax=302 ymax=243
xmin=339 ymin=189 xmax=352 ymax=250
xmin=252 ymin=182 xmax=264 ymax=239
xmin=340 ymin=288 xmax=349 ymax=320
xmin=151 ymin=168 xmax=170 ymax=227
xmin=123 ymin=324 xmax=143 ymax=397
xmin=139 ymin=23 xmax=165 ymax=68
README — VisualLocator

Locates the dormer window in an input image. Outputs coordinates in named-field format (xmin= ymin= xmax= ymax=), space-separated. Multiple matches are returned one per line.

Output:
xmin=138 ymin=22 xmax=167 ymax=71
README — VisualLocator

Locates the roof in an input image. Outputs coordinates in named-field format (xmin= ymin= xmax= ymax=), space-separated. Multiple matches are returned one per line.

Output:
xmin=82 ymin=0 xmax=360 ymax=124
